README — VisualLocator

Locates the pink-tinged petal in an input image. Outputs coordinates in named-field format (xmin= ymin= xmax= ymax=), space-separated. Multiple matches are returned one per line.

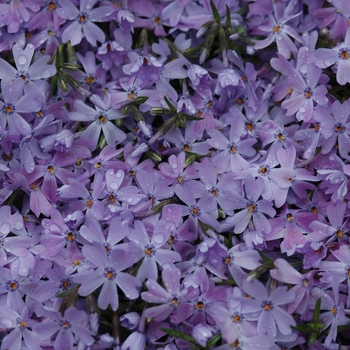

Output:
xmin=99 ymin=280 xmax=118 ymax=310
xmin=116 ymin=272 xmax=141 ymax=299
xmin=258 ymin=309 xmax=276 ymax=337
xmin=270 ymin=258 xmax=301 ymax=284
xmin=272 ymin=306 xmax=296 ymax=334
xmin=54 ymin=329 xmax=74 ymax=350
xmin=83 ymin=21 xmax=105 ymax=46
xmin=337 ymin=59 xmax=350 ymax=85
xmin=142 ymin=280 xmax=169 ymax=303
xmin=62 ymin=21 xmax=82 ymax=46
xmin=314 ymin=48 xmax=338 ymax=68
xmin=102 ymin=121 xmax=126 ymax=146
xmin=74 ymin=271 xmax=105 ymax=295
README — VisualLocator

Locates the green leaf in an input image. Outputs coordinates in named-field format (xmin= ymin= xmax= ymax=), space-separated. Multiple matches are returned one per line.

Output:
xmin=225 ymin=5 xmax=231 ymax=29
xmin=210 ymin=0 xmax=221 ymax=23
xmin=160 ymin=328 xmax=197 ymax=344
xmin=205 ymin=333 xmax=221 ymax=349
xmin=258 ymin=250 xmax=274 ymax=263
xmin=235 ymin=3 xmax=248 ymax=16
xmin=67 ymin=41 xmax=77 ymax=64
xmin=51 ymin=74 xmax=58 ymax=98
xmin=312 ymin=298 xmax=322 ymax=324
xmin=56 ymin=287 xmax=76 ymax=298
xmin=135 ymin=96 xmax=149 ymax=104
xmin=57 ymin=76 xmax=68 ymax=93
xmin=6 ymin=187 xmax=21 ymax=206
xmin=182 ymin=113 xmax=203 ymax=121
xmin=164 ymin=96 xmax=177 ymax=112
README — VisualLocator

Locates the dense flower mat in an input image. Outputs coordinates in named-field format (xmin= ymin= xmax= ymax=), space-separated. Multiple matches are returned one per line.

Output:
xmin=0 ymin=0 xmax=349 ymax=349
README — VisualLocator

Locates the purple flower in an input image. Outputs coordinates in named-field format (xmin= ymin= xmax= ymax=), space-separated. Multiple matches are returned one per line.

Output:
xmin=141 ymin=263 xmax=198 ymax=323
xmin=33 ymin=306 xmax=94 ymax=349
xmin=0 ymin=43 xmax=56 ymax=102
xmin=207 ymin=121 xmax=256 ymax=173
xmin=314 ymin=26 xmax=350 ymax=85
xmin=252 ymin=11 xmax=302 ymax=58
xmin=57 ymin=0 xmax=115 ymax=46
xmin=0 ymin=305 xmax=42 ymax=350
xmin=73 ymin=242 xmax=141 ymax=311
xmin=310 ymin=279 xmax=349 ymax=344
xmin=270 ymin=258 xmax=317 ymax=314
xmin=222 ymin=175 xmax=276 ymax=235
xmin=242 ymin=279 xmax=296 ymax=337
xmin=69 ymin=97 xmax=126 ymax=150
xmin=128 ymin=219 xmax=181 ymax=282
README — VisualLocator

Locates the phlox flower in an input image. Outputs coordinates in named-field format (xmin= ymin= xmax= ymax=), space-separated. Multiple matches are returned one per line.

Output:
xmin=252 ymin=11 xmax=302 ymax=58
xmin=242 ymin=279 xmax=296 ymax=337
xmin=57 ymin=0 xmax=115 ymax=46
xmin=0 ymin=305 xmax=42 ymax=350
xmin=0 ymin=43 xmax=56 ymax=102
xmin=141 ymin=263 xmax=199 ymax=324
xmin=310 ymin=279 xmax=349 ymax=345
xmin=314 ymin=26 xmax=350 ymax=85
xmin=69 ymin=97 xmax=126 ymax=151
xmin=270 ymin=258 xmax=317 ymax=314
xmin=73 ymin=242 xmax=141 ymax=311
xmin=33 ymin=306 xmax=94 ymax=349
xmin=222 ymin=175 xmax=276 ymax=235
xmin=128 ymin=219 xmax=182 ymax=282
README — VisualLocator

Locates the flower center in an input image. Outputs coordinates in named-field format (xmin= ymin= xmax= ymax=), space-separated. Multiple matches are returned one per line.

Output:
xmin=195 ymin=301 xmax=204 ymax=309
xmin=246 ymin=122 xmax=254 ymax=131
xmin=98 ymin=115 xmax=106 ymax=123
xmin=86 ymin=76 xmax=95 ymax=85
xmin=304 ymin=88 xmax=313 ymax=99
xmin=273 ymin=25 xmax=281 ymax=33
xmin=340 ymin=49 xmax=350 ymax=60
xmin=47 ymin=165 xmax=55 ymax=174
xmin=60 ymin=320 xmax=71 ymax=329
xmin=286 ymin=213 xmax=294 ymax=221
xmin=48 ymin=1 xmax=56 ymax=11
xmin=262 ymin=301 xmax=273 ymax=311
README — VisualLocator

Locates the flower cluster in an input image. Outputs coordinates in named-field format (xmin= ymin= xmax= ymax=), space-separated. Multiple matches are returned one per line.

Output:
xmin=0 ymin=0 xmax=350 ymax=349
